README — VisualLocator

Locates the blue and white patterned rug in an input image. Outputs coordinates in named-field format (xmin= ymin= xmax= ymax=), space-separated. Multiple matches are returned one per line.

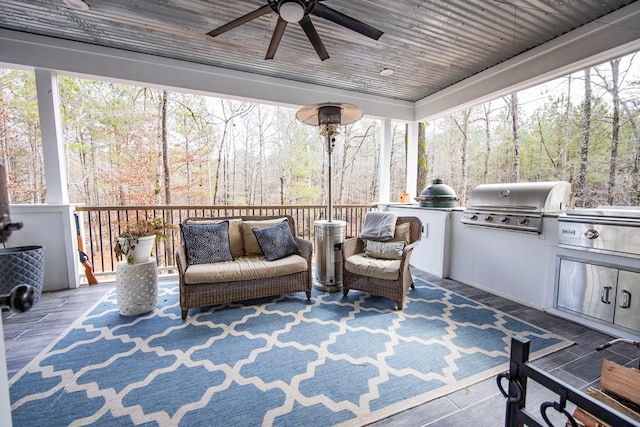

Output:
xmin=9 ymin=278 xmax=572 ymax=426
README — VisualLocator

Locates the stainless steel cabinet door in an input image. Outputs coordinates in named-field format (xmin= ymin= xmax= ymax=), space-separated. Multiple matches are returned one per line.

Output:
xmin=557 ymin=259 xmax=617 ymax=323
xmin=615 ymin=270 xmax=640 ymax=333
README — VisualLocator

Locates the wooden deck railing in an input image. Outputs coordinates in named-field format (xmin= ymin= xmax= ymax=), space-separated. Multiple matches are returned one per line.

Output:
xmin=75 ymin=204 xmax=376 ymax=275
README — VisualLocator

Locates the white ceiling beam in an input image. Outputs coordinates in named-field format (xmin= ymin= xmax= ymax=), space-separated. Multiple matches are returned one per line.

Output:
xmin=0 ymin=29 xmax=414 ymax=121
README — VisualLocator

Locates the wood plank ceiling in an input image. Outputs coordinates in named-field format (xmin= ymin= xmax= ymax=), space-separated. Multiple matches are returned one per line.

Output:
xmin=0 ymin=0 xmax=636 ymax=102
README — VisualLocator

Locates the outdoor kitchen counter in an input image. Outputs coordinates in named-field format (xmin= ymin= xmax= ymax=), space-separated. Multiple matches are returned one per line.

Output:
xmin=379 ymin=204 xmax=560 ymax=311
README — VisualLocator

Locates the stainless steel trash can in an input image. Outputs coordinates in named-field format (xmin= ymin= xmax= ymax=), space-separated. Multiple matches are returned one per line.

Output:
xmin=314 ymin=220 xmax=346 ymax=292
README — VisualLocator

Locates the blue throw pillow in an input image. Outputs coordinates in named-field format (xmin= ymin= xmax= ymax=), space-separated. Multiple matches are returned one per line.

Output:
xmin=252 ymin=220 xmax=300 ymax=261
xmin=180 ymin=221 xmax=233 ymax=265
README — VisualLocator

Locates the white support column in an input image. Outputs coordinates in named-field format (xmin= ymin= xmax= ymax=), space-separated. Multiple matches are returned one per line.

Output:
xmin=378 ymin=118 xmax=393 ymax=203
xmin=34 ymin=68 xmax=68 ymax=204
xmin=31 ymin=69 xmax=79 ymax=290
xmin=406 ymin=121 xmax=419 ymax=198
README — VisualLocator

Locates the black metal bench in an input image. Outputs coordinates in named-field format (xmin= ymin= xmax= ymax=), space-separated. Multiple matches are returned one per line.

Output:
xmin=497 ymin=336 xmax=640 ymax=427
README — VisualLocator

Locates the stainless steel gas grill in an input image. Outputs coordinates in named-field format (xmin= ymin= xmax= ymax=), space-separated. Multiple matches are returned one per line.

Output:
xmin=461 ymin=181 xmax=572 ymax=233
xmin=558 ymin=207 xmax=640 ymax=258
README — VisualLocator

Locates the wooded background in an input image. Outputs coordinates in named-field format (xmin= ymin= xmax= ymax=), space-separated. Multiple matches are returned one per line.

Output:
xmin=1 ymin=51 xmax=638 ymax=209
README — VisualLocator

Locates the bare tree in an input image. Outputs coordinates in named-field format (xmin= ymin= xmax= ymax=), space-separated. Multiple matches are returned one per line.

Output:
xmin=339 ymin=123 xmax=374 ymax=203
xmin=160 ymin=90 xmax=170 ymax=204
xmin=452 ymin=109 xmax=471 ymax=201
xmin=562 ymin=75 xmax=571 ymax=180
xmin=481 ymin=103 xmax=493 ymax=183
xmin=416 ymin=122 xmax=428 ymax=194
xmin=509 ymin=93 xmax=521 ymax=181
xmin=603 ymin=59 xmax=622 ymax=205
xmin=212 ymin=100 xmax=253 ymax=204
xmin=576 ymin=68 xmax=592 ymax=207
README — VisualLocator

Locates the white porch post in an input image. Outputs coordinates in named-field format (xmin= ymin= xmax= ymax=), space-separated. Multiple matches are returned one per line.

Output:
xmin=34 ymin=68 xmax=68 ymax=204
xmin=19 ymin=69 xmax=80 ymax=291
xmin=406 ymin=121 xmax=419 ymax=198
xmin=378 ymin=117 xmax=393 ymax=203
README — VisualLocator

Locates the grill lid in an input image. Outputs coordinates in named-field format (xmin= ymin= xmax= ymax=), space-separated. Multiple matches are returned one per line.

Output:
xmin=415 ymin=178 xmax=458 ymax=208
xmin=466 ymin=181 xmax=571 ymax=213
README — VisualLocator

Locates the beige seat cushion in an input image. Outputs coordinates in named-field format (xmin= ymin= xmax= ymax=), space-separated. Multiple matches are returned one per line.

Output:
xmin=241 ymin=217 xmax=289 ymax=256
xmin=185 ymin=218 xmax=244 ymax=258
xmin=183 ymin=254 xmax=308 ymax=284
xmin=345 ymin=254 xmax=401 ymax=281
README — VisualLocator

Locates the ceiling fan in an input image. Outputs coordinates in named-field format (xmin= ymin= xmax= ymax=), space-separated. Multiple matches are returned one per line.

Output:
xmin=207 ymin=0 xmax=383 ymax=61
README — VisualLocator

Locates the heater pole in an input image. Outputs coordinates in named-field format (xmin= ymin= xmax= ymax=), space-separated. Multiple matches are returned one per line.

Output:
xmin=326 ymin=134 xmax=333 ymax=222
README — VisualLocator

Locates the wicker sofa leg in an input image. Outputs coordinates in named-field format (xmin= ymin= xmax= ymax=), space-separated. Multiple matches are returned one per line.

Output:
xmin=305 ymin=290 xmax=311 ymax=299
xmin=396 ymin=300 xmax=403 ymax=310
xmin=181 ymin=309 xmax=188 ymax=320
xmin=342 ymin=288 xmax=349 ymax=297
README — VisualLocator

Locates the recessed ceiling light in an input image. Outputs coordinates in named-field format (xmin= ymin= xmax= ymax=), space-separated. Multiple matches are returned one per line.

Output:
xmin=379 ymin=68 xmax=394 ymax=77
xmin=63 ymin=0 xmax=90 ymax=11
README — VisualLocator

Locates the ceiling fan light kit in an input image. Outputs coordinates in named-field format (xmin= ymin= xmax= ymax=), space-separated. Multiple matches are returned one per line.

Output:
xmin=207 ymin=0 xmax=383 ymax=61
xmin=62 ymin=0 xmax=90 ymax=11
xmin=279 ymin=0 xmax=305 ymax=23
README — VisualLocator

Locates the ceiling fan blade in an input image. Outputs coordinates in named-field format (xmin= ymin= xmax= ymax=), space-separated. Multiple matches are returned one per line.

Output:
xmin=299 ymin=15 xmax=329 ymax=61
xmin=207 ymin=4 xmax=272 ymax=37
xmin=265 ymin=17 xmax=288 ymax=60
xmin=310 ymin=3 xmax=383 ymax=40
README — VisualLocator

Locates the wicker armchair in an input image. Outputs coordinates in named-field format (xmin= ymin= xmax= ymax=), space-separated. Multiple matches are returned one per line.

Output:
xmin=342 ymin=216 xmax=423 ymax=310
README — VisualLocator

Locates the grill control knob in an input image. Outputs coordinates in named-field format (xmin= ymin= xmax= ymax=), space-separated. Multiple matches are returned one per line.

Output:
xmin=584 ymin=229 xmax=599 ymax=239
xmin=468 ymin=214 xmax=478 ymax=221
xmin=499 ymin=216 xmax=509 ymax=223
xmin=484 ymin=215 xmax=493 ymax=222
xmin=517 ymin=217 xmax=529 ymax=225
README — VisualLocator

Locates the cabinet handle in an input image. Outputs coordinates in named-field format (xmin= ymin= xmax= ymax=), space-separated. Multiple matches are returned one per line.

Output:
xmin=600 ymin=286 xmax=612 ymax=304
xmin=584 ymin=228 xmax=599 ymax=239
xmin=620 ymin=290 xmax=631 ymax=309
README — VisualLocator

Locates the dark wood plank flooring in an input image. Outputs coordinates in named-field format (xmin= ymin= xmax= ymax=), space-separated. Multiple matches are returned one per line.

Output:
xmin=2 ymin=270 xmax=638 ymax=426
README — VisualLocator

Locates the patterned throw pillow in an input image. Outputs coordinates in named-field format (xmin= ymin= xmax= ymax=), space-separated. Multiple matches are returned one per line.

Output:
xmin=252 ymin=220 xmax=300 ymax=261
xmin=363 ymin=240 xmax=405 ymax=260
xmin=180 ymin=221 xmax=233 ymax=265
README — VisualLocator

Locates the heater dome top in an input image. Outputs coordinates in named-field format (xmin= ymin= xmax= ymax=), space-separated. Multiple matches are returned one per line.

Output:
xmin=296 ymin=102 xmax=363 ymax=127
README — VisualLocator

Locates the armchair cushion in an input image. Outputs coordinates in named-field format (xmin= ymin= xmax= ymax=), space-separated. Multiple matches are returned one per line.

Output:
xmin=364 ymin=240 xmax=405 ymax=260
xmin=252 ymin=220 xmax=301 ymax=261
xmin=345 ymin=254 xmax=401 ymax=281
xmin=180 ymin=221 xmax=233 ymax=265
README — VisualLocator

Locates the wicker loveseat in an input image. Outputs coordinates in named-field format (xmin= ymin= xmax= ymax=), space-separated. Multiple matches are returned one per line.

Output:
xmin=176 ymin=215 xmax=312 ymax=320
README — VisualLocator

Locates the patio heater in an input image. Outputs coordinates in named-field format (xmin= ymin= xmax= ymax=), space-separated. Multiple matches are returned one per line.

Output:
xmin=296 ymin=102 xmax=363 ymax=292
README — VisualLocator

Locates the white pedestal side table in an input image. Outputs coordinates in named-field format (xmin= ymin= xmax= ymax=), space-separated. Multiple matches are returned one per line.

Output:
xmin=116 ymin=258 xmax=158 ymax=316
